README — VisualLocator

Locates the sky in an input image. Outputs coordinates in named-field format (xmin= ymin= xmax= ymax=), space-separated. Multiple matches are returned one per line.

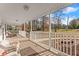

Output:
xmin=63 ymin=3 xmax=79 ymax=18
xmin=52 ymin=3 xmax=79 ymax=25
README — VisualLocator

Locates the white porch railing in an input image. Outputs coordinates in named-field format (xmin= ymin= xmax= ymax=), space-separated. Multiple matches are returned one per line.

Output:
xmin=30 ymin=31 xmax=79 ymax=56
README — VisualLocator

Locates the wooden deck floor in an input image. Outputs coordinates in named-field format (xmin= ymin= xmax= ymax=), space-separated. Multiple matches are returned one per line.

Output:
xmin=6 ymin=36 xmax=56 ymax=56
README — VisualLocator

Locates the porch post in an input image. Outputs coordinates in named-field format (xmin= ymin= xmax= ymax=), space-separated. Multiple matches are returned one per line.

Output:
xmin=5 ymin=24 xmax=6 ymax=40
xmin=5 ymin=24 xmax=7 ymax=33
xmin=24 ymin=23 xmax=25 ymax=31
xmin=49 ymin=14 xmax=51 ymax=50
xmin=4 ymin=24 xmax=6 ymax=40
xmin=2 ymin=24 xmax=6 ymax=40
xmin=31 ymin=20 xmax=32 ymax=32
xmin=30 ymin=20 xmax=32 ymax=40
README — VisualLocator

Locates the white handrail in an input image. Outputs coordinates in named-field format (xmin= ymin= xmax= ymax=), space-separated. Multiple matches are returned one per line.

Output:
xmin=30 ymin=31 xmax=79 ymax=56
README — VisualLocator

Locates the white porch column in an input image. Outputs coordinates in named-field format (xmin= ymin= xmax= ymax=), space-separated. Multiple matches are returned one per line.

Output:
xmin=24 ymin=22 xmax=26 ymax=31
xmin=49 ymin=14 xmax=51 ymax=50
xmin=4 ymin=24 xmax=6 ymax=40
xmin=30 ymin=20 xmax=32 ymax=40
xmin=2 ymin=24 xmax=6 ymax=40
xmin=6 ymin=24 xmax=7 ymax=31
xmin=31 ymin=20 xmax=32 ymax=32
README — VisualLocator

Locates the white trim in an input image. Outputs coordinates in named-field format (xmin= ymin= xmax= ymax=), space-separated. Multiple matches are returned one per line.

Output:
xmin=30 ymin=20 xmax=32 ymax=40
xmin=49 ymin=14 xmax=51 ymax=50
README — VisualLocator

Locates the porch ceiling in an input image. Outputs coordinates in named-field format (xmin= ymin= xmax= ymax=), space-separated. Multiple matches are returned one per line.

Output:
xmin=0 ymin=3 xmax=71 ymax=25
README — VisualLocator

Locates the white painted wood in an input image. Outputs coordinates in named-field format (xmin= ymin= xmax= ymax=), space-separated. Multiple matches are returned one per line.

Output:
xmin=19 ymin=31 xmax=26 ymax=37
xmin=75 ymin=39 xmax=77 ymax=56
xmin=66 ymin=39 xmax=68 ymax=54
xmin=24 ymin=23 xmax=26 ymax=31
xmin=49 ymin=14 xmax=51 ymax=50
xmin=60 ymin=39 xmax=61 ymax=51
xmin=30 ymin=20 xmax=32 ymax=40
xmin=70 ymin=39 xmax=72 ymax=55
xmin=63 ymin=39 xmax=64 ymax=52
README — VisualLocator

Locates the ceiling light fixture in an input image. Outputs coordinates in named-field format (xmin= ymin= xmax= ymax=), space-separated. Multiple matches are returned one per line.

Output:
xmin=16 ymin=20 xmax=18 ymax=22
xmin=24 ymin=5 xmax=29 ymax=11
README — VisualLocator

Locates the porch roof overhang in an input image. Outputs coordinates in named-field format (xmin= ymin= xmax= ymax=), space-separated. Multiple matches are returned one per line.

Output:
xmin=0 ymin=3 xmax=72 ymax=25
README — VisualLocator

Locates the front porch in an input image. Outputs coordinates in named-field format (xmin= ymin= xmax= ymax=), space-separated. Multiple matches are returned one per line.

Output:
xmin=5 ymin=36 xmax=56 ymax=56
xmin=0 ymin=3 xmax=79 ymax=56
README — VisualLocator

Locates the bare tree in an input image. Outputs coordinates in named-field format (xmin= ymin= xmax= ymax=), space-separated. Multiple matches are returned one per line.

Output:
xmin=53 ymin=10 xmax=64 ymax=32
xmin=69 ymin=19 xmax=77 ymax=29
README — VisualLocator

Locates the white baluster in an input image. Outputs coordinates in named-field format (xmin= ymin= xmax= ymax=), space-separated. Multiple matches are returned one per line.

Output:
xmin=63 ymin=39 xmax=64 ymax=52
xmin=70 ymin=39 xmax=72 ymax=55
xmin=16 ymin=41 xmax=20 ymax=56
xmin=74 ymin=39 xmax=77 ymax=56
xmin=60 ymin=39 xmax=61 ymax=51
